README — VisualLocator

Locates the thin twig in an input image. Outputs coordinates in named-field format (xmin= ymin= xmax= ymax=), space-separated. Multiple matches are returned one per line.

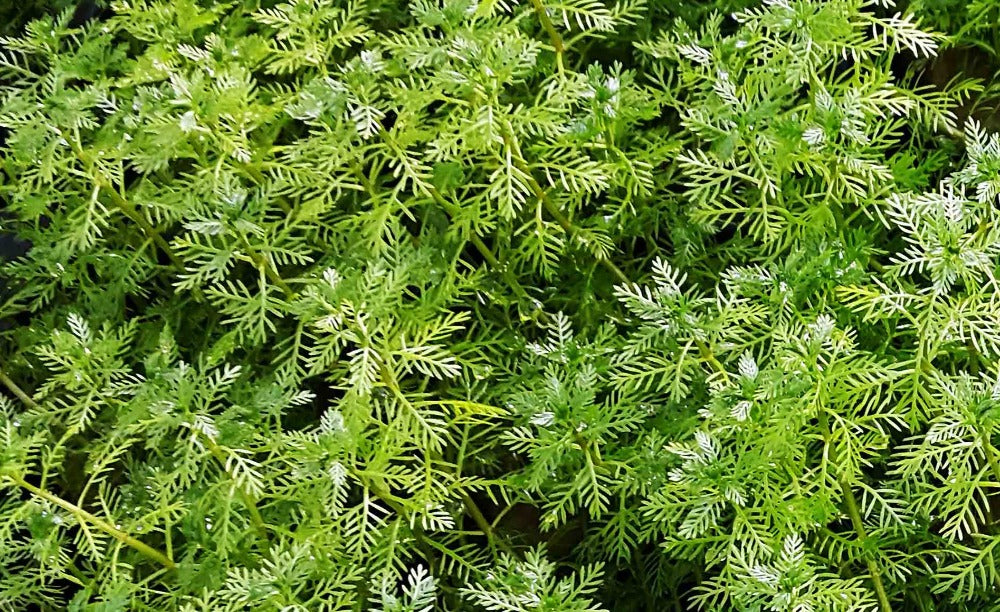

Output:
xmin=460 ymin=492 xmax=514 ymax=555
xmin=236 ymin=232 xmax=296 ymax=300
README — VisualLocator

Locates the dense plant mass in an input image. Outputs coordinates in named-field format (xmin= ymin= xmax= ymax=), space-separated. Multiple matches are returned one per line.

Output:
xmin=4 ymin=0 xmax=1000 ymax=609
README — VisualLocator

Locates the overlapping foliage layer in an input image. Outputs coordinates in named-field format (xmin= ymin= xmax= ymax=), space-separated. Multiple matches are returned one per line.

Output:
xmin=2 ymin=0 xmax=1000 ymax=609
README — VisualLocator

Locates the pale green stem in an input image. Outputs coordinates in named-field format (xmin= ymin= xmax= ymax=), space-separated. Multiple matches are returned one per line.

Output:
xmin=7 ymin=475 xmax=177 ymax=571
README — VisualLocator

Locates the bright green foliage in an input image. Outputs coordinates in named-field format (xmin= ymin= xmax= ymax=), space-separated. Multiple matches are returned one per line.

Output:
xmin=459 ymin=547 xmax=605 ymax=611
xmin=2 ymin=0 xmax=1000 ymax=609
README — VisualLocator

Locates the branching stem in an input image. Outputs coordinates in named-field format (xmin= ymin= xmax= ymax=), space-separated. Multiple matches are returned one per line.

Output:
xmin=6 ymin=474 xmax=177 ymax=571
xmin=236 ymin=232 xmax=296 ymax=299
xmin=198 ymin=434 xmax=271 ymax=545
xmin=65 ymin=135 xmax=185 ymax=270
xmin=503 ymin=131 xmax=731 ymax=377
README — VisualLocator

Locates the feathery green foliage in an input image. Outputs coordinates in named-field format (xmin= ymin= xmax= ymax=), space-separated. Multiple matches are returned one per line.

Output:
xmin=2 ymin=0 xmax=1000 ymax=609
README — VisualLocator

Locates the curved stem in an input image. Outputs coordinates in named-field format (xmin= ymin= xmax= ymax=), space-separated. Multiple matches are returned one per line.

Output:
xmin=841 ymin=479 xmax=893 ymax=612
xmin=985 ymin=438 xmax=1000 ymax=486
xmin=502 ymin=131 xmax=733 ymax=379
xmin=200 ymin=436 xmax=271 ymax=545
xmin=818 ymin=409 xmax=892 ymax=611
xmin=460 ymin=492 xmax=513 ymax=555
xmin=65 ymin=136 xmax=185 ymax=270
xmin=696 ymin=340 xmax=728 ymax=378
xmin=7 ymin=475 xmax=177 ymax=571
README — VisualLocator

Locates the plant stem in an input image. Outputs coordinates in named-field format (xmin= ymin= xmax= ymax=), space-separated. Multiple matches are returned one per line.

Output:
xmin=982 ymin=433 xmax=1000 ymax=486
xmin=200 ymin=436 xmax=271 ymax=545
xmin=0 ymin=367 xmax=39 ymax=410
xmin=427 ymin=188 xmax=538 ymax=304
xmin=354 ymin=470 xmax=440 ymax=567
xmin=503 ymin=132 xmax=733 ymax=378
xmin=528 ymin=0 xmax=565 ymax=71
xmin=979 ymin=431 xmax=1000 ymax=528
xmin=236 ymin=233 xmax=296 ymax=300
xmin=696 ymin=340 xmax=728 ymax=378
xmin=241 ymin=164 xmax=292 ymax=214
xmin=503 ymin=132 xmax=629 ymax=283
xmin=460 ymin=492 xmax=513 ymax=555
xmin=840 ymin=479 xmax=892 ymax=612
xmin=377 ymin=130 xmax=540 ymax=320
xmin=65 ymin=136 xmax=185 ymax=270
xmin=105 ymin=185 xmax=186 ymax=270
xmin=818 ymin=410 xmax=892 ymax=611
xmin=7 ymin=475 xmax=177 ymax=571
